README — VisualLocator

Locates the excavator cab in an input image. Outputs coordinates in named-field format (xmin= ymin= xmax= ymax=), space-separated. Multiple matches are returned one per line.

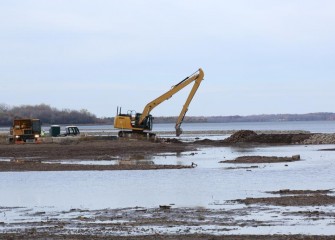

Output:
xmin=135 ymin=113 xmax=153 ymax=130
xmin=114 ymin=107 xmax=153 ymax=137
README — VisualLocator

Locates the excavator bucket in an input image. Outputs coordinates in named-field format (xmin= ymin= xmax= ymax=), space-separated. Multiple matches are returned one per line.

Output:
xmin=176 ymin=127 xmax=183 ymax=137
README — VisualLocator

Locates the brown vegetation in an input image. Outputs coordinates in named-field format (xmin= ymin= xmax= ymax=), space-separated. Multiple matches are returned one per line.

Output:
xmin=0 ymin=103 xmax=102 ymax=125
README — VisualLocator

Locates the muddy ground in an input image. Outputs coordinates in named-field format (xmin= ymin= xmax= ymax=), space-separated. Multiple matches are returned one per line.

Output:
xmin=0 ymin=234 xmax=333 ymax=240
xmin=0 ymin=138 xmax=196 ymax=171
xmin=1 ymin=189 xmax=335 ymax=239
xmin=1 ymin=131 xmax=335 ymax=238
xmin=1 ymin=234 xmax=333 ymax=240
xmin=220 ymin=155 xmax=301 ymax=164
xmin=0 ymin=130 xmax=334 ymax=171
xmin=234 ymin=190 xmax=335 ymax=206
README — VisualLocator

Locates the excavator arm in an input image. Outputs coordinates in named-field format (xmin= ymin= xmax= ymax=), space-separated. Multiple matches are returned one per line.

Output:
xmin=139 ymin=68 xmax=204 ymax=136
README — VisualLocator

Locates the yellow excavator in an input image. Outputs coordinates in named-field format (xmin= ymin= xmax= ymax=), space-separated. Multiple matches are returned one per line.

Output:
xmin=114 ymin=68 xmax=204 ymax=137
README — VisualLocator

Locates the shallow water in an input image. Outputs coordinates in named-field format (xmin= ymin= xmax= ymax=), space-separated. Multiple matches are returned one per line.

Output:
xmin=1 ymin=120 xmax=335 ymax=134
xmin=1 ymin=143 xmax=335 ymax=234
xmin=1 ymin=144 xmax=334 ymax=210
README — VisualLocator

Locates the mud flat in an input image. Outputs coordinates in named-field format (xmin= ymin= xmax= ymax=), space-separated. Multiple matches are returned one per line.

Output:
xmin=193 ymin=130 xmax=335 ymax=146
xmin=234 ymin=189 xmax=335 ymax=206
xmin=0 ymin=139 xmax=196 ymax=171
xmin=1 ymin=130 xmax=335 ymax=238
xmin=0 ymin=190 xmax=335 ymax=240
xmin=220 ymin=155 xmax=301 ymax=164
xmin=0 ymin=159 xmax=192 ymax=172
xmin=1 ymin=129 xmax=334 ymax=171
xmin=1 ymin=233 xmax=333 ymax=240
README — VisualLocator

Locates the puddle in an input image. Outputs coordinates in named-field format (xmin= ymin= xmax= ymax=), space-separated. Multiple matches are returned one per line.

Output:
xmin=158 ymin=134 xmax=230 ymax=142
xmin=0 ymin=158 xmax=11 ymax=162
xmin=42 ymin=160 xmax=119 ymax=166
xmin=42 ymin=158 xmax=185 ymax=167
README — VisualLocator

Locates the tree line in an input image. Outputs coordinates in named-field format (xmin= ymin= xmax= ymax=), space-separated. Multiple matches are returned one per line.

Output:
xmin=0 ymin=103 xmax=106 ymax=126
xmin=1 ymin=103 xmax=334 ymax=126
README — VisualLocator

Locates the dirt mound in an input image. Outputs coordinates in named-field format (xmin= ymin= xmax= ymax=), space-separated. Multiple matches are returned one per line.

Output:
xmin=235 ymin=189 xmax=335 ymax=206
xmin=220 ymin=155 xmax=301 ymax=164
xmin=302 ymin=133 xmax=335 ymax=144
xmin=267 ymin=189 xmax=332 ymax=195
xmin=222 ymin=130 xmax=312 ymax=144
xmin=222 ymin=130 xmax=257 ymax=143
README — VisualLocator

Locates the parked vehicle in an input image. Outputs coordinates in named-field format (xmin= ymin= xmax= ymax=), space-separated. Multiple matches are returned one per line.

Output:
xmin=9 ymin=119 xmax=41 ymax=143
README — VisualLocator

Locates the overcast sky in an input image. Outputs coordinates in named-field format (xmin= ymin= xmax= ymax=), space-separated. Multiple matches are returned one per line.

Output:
xmin=1 ymin=0 xmax=334 ymax=117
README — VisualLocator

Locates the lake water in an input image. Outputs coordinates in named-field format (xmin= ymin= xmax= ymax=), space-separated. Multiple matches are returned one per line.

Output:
xmin=1 ymin=121 xmax=335 ymax=235
xmin=1 ymin=120 xmax=335 ymax=133
xmin=1 ymin=144 xmax=334 ymax=210
xmin=152 ymin=121 xmax=335 ymax=133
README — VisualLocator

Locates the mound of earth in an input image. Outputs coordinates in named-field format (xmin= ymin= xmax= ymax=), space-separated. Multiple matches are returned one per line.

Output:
xmin=0 ymin=139 xmax=195 ymax=171
xmin=222 ymin=130 xmax=258 ymax=143
xmin=222 ymin=130 xmax=312 ymax=144
xmin=220 ymin=155 xmax=301 ymax=164
xmin=267 ymin=189 xmax=332 ymax=195
xmin=235 ymin=189 xmax=335 ymax=206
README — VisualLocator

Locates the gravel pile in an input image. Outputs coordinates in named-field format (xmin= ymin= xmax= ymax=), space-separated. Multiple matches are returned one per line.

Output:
xmin=302 ymin=134 xmax=335 ymax=145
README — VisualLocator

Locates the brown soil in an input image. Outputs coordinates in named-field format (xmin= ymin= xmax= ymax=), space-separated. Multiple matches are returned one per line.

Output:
xmin=235 ymin=189 xmax=335 ymax=206
xmin=222 ymin=130 xmax=312 ymax=144
xmin=267 ymin=189 xmax=332 ymax=195
xmin=0 ymin=139 xmax=195 ymax=171
xmin=0 ymin=160 xmax=192 ymax=171
xmin=220 ymin=155 xmax=300 ymax=164
xmin=2 ymin=205 xmax=334 ymax=239
xmin=0 ymin=139 xmax=192 ymax=160
xmin=193 ymin=130 xmax=313 ymax=146
xmin=1 ymin=234 xmax=333 ymax=240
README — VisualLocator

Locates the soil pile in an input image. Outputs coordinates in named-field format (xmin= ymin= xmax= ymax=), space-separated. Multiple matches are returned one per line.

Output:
xmin=238 ymin=195 xmax=335 ymax=206
xmin=222 ymin=130 xmax=312 ymax=144
xmin=222 ymin=130 xmax=257 ymax=143
xmin=0 ymin=139 xmax=195 ymax=171
xmin=235 ymin=189 xmax=335 ymax=206
xmin=302 ymin=133 xmax=335 ymax=144
xmin=267 ymin=189 xmax=332 ymax=195
xmin=220 ymin=155 xmax=301 ymax=164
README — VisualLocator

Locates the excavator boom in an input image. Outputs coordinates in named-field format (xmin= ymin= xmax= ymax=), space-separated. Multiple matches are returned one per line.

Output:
xmin=139 ymin=68 xmax=204 ymax=136
xmin=114 ymin=68 xmax=204 ymax=137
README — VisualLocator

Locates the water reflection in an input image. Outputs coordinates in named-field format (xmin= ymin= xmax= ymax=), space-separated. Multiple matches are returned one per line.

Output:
xmin=117 ymin=160 xmax=155 ymax=166
xmin=230 ymin=146 xmax=258 ymax=153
